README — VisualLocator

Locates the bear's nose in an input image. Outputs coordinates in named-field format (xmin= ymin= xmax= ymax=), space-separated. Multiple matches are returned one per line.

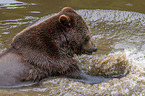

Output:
xmin=93 ymin=47 xmax=97 ymax=52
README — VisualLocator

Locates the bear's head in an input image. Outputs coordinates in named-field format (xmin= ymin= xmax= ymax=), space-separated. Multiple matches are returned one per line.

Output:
xmin=58 ymin=7 xmax=97 ymax=55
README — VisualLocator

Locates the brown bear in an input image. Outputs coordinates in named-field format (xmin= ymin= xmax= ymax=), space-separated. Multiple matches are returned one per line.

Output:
xmin=0 ymin=7 xmax=97 ymax=87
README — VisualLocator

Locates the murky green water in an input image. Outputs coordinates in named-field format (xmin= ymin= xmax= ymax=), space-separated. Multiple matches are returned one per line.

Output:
xmin=0 ymin=0 xmax=145 ymax=95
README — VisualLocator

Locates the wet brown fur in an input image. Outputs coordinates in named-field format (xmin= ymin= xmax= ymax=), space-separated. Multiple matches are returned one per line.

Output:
xmin=0 ymin=7 xmax=97 ymax=86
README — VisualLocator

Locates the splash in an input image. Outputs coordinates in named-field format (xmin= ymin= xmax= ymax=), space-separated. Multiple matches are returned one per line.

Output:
xmin=90 ymin=52 xmax=130 ymax=78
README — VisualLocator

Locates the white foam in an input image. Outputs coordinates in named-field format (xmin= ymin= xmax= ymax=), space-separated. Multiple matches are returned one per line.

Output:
xmin=125 ymin=49 xmax=145 ymax=68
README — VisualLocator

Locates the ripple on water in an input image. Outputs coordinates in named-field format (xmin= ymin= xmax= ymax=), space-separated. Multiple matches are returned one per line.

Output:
xmin=0 ymin=16 xmax=39 ymax=32
xmin=0 ymin=0 xmax=36 ymax=9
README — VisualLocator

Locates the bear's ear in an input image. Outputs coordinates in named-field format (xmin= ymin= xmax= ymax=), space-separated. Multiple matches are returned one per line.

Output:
xmin=59 ymin=15 xmax=71 ymax=27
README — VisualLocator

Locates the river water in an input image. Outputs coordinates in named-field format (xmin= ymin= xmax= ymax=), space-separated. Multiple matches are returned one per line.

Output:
xmin=0 ymin=0 xmax=145 ymax=96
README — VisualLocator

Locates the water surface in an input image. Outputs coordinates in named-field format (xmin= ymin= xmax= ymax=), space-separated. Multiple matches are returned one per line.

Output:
xmin=0 ymin=0 xmax=145 ymax=95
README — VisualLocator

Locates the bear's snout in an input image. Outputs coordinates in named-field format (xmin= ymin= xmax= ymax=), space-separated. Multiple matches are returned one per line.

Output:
xmin=86 ymin=46 xmax=97 ymax=55
xmin=81 ymin=39 xmax=97 ymax=55
xmin=92 ymin=47 xmax=97 ymax=52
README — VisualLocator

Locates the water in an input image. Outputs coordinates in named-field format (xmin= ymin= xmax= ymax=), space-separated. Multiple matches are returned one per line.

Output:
xmin=0 ymin=0 xmax=145 ymax=95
